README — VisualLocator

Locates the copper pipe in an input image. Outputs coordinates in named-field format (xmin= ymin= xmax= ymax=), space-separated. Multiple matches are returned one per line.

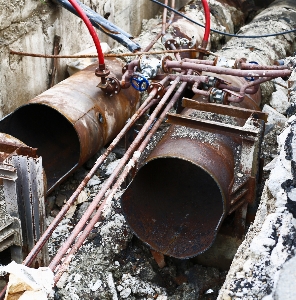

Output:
xmin=22 ymin=75 xmax=169 ymax=268
xmin=121 ymin=59 xmax=140 ymax=88
xmin=53 ymin=71 xmax=188 ymax=283
xmin=183 ymin=58 xmax=215 ymax=65
xmin=240 ymin=62 xmax=289 ymax=70
xmin=143 ymin=0 xmax=175 ymax=52
xmin=169 ymin=43 xmax=182 ymax=61
xmin=227 ymin=77 xmax=276 ymax=103
xmin=168 ymin=74 xmax=207 ymax=83
xmin=165 ymin=61 xmax=292 ymax=78
xmin=49 ymin=76 xmax=181 ymax=274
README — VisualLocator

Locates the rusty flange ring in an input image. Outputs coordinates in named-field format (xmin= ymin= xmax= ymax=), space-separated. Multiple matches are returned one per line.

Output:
xmin=147 ymin=82 xmax=165 ymax=99
xmin=162 ymin=55 xmax=173 ymax=73
xmin=164 ymin=38 xmax=179 ymax=50
xmin=101 ymin=77 xmax=121 ymax=96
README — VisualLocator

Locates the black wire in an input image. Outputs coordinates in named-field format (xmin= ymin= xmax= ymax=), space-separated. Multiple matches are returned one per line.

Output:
xmin=150 ymin=0 xmax=296 ymax=38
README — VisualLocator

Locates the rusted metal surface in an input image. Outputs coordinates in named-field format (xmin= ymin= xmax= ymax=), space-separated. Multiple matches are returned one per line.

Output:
xmin=0 ymin=58 xmax=140 ymax=193
xmin=121 ymin=89 xmax=264 ymax=258
xmin=50 ymin=75 xmax=182 ymax=279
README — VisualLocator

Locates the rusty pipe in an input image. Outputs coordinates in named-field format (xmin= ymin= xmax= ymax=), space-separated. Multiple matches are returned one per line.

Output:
xmin=165 ymin=61 xmax=292 ymax=78
xmin=162 ymin=0 xmax=169 ymax=35
xmin=121 ymin=59 xmax=140 ymax=88
xmin=227 ymin=77 xmax=277 ymax=103
xmin=49 ymin=76 xmax=181 ymax=273
xmin=0 ymin=58 xmax=140 ymax=193
xmin=144 ymin=0 xmax=175 ymax=52
xmin=54 ymin=72 xmax=190 ymax=283
xmin=22 ymin=76 xmax=169 ymax=268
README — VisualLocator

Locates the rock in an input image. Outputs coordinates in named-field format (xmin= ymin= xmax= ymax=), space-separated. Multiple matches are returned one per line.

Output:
xmin=86 ymin=175 xmax=101 ymax=187
xmin=56 ymin=194 xmax=66 ymax=207
xmin=262 ymin=104 xmax=287 ymax=126
xmin=270 ymin=89 xmax=289 ymax=114
xmin=274 ymin=256 xmax=296 ymax=300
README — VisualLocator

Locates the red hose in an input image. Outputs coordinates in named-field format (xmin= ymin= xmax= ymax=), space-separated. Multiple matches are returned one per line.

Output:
xmin=68 ymin=0 xmax=104 ymax=64
xmin=201 ymin=0 xmax=211 ymax=43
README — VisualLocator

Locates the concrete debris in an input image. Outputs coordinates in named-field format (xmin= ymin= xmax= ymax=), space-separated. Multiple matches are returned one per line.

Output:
xmin=262 ymin=104 xmax=287 ymax=127
xmin=218 ymin=115 xmax=296 ymax=300
xmin=0 ymin=261 xmax=54 ymax=300
xmin=270 ymin=89 xmax=289 ymax=114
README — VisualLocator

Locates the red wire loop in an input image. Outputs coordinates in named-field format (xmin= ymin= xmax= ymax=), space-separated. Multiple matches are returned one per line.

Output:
xmin=201 ymin=0 xmax=211 ymax=43
xmin=68 ymin=0 xmax=105 ymax=64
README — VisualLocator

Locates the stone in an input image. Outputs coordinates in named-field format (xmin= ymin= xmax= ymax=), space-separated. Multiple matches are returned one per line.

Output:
xmin=262 ymin=104 xmax=287 ymax=126
xmin=274 ymin=256 xmax=296 ymax=300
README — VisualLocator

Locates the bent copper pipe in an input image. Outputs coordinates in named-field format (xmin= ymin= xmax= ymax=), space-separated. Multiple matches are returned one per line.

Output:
xmin=121 ymin=59 xmax=140 ymax=88
xmin=165 ymin=61 xmax=292 ymax=78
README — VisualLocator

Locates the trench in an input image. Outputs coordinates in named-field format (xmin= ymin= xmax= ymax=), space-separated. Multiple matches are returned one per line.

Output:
xmin=0 ymin=0 xmax=295 ymax=299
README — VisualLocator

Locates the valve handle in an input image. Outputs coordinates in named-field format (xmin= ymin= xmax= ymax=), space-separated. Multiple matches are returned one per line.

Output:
xmin=244 ymin=61 xmax=259 ymax=82
xmin=130 ymin=73 xmax=149 ymax=92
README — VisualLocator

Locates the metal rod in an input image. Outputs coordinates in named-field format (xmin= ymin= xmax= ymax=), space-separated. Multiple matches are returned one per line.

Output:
xmin=166 ymin=61 xmax=292 ymax=78
xmin=9 ymin=48 xmax=198 ymax=59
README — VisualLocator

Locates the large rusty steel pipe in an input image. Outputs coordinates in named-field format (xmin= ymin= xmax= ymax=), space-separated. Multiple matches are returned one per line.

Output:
xmin=22 ymin=77 xmax=168 ymax=268
xmin=53 ymin=72 xmax=190 ymax=283
xmin=0 ymin=58 xmax=140 ymax=193
xmin=49 ymin=76 xmax=181 ymax=273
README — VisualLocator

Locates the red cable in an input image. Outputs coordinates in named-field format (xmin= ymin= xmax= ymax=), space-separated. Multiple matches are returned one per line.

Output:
xmin=201 ymin=0 xmax=211 ymax=43
xmin=68 ymin=0 xmax=104 ymax=64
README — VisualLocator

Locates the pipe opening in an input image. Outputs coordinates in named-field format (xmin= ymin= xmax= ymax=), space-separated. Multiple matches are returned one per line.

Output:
xmin=121 ymin=157 xmax=224 ymax=258
xmin=0 ymin=104 xmax=80 ymax=192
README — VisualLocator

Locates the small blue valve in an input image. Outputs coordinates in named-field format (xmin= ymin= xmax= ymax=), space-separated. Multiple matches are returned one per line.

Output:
xmin=130 ymin=73 xmax=149 ymax=92
xmin=244 ymin=61 xmax=259 ymax=82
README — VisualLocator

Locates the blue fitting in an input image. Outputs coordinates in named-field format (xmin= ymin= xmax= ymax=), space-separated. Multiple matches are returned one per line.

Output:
xmin=130 ymin=73 xmax=149 ymax=92
xmin=244 ymin=61 xmax=259 ymax=82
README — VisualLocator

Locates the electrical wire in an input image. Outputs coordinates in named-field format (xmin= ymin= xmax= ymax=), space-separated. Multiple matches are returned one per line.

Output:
xmin=68 ymin=0 xmax=105 ymax=64
xmin=150 ymin=0 xmax=296 ymax=38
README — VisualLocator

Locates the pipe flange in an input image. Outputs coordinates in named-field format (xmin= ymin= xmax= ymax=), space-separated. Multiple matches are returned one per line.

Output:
xmin=95 ymin=65 xmax=111 ymax=77
xmin=100 ymin=77 xmax=121 ymax=96
xmin=162 ymin=55 xmax=173 ymax=73
xmin=164 ymin=39 xmax=179 ymax=50
xmin=148 ymin=82 xmax=165 ymax=99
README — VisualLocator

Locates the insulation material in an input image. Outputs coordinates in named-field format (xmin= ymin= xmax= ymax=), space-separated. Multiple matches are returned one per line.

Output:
xmin=0 ymin=261 xmax=54 ymax=300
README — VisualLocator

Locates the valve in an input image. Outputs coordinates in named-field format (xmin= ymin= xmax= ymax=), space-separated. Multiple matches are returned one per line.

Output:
xmin=209 ymin=88 xmax=227 ymax=104
xmin=130 ymin=73 xmax=149 ymax=92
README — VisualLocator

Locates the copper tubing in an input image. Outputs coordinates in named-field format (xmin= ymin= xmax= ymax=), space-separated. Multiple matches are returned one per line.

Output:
xmin=227 ymin=77 xmax=276 ymax=103
xmin=22 ymin=76 xmax=169 ymax=268
xmin=165 ymin=60 xmax=292 ymax=78
xmin=53 ymin=71 xmax=189 ymax=283
xmin=162 ymin=0 xmax=169 ymax=35
xmin=144 ymin=0 xmax=175 ymax=52
xmin=192 ymin=82 xmax=210 ymax=96
xmin=121 ymin=59 xmax=140 ymax=88
xmin=169 ymin=43 xmax=182 ymax=61
xmin=183 ymin=58 xmax=215 ymax=65
xmin=168 ymin=74 xmax=207 ymax=83
xmin=49 ymin=76 xmax=181 ymax=274
xmin=240 ymin=62 xmax=289 ymax=70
